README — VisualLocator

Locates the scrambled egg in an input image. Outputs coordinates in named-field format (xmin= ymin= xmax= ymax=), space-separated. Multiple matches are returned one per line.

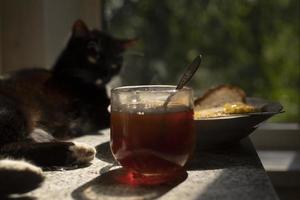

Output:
xmin=194 ymin=102 xmax=257 ymax=119
xmin=223 ymin=102 xmax=257 ymax=114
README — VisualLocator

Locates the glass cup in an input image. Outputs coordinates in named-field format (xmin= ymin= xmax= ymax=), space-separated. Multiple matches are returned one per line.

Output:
xmin=110 ymin=85 xmax=195 ymax=184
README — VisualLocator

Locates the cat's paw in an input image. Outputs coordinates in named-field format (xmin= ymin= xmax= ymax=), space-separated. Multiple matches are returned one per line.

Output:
xmin=69 ymin=142 xmax=96 ymax=164
xmin=0 ymin=159 xmax=44 ymax=195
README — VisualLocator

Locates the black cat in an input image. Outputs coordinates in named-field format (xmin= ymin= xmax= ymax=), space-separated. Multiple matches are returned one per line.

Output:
xmin=0 ymin=20 xmax=134 ymax=196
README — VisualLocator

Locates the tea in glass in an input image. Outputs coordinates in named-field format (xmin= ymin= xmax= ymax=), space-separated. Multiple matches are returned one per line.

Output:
xmin=110 ymin=85 xmax=195 ymax=184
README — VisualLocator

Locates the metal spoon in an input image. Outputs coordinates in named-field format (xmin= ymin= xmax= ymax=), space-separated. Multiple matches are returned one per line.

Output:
xmin=163 ymin=54 xmax=202 ymax=108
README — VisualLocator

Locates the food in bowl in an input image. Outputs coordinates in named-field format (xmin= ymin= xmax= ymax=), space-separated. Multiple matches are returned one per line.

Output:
xmin=193 ymin=84 xmax=283 ymax=148
xmin=194 ymin=85 xmax=259 ymax=119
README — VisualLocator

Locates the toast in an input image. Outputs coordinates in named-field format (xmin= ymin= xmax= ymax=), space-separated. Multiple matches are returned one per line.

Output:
xmin=195 ymin=85 xmax=246 ymax=109
xmin=194 ymin=85 xmax=256 ymax=119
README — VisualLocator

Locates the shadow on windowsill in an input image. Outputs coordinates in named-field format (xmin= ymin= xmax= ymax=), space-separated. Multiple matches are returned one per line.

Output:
xmin=72 ymin=168 xmax=187 ymax=200
xmin=95 ymin=141 xmax=116 ymax=164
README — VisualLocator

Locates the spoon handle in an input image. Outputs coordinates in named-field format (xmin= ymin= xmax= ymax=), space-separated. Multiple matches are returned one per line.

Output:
xmin=176 ymin=55 xmax=202 ymax=90
xmin=163 ymin=55 xmax=202 ymax=109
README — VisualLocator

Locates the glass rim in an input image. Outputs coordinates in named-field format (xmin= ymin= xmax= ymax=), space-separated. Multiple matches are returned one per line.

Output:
xmin=111 ymin=85 xmax=193 ymax=93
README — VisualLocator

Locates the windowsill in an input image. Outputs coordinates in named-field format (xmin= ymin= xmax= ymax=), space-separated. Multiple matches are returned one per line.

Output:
xmin=252 ymin=122 xmax=300 ymax=188
xmin=251 ymin=122 xmax=300 ymax=150
xmin=258 ymin=123 xmax=299 ymax=131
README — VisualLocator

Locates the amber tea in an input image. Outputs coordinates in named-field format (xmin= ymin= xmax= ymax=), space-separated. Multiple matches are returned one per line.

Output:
xmin=110 ymin=85 xmax=195 ymax=183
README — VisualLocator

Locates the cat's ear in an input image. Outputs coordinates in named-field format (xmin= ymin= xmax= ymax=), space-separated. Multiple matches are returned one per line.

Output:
xmin=72 ymin=20 xmax=89 ymax=38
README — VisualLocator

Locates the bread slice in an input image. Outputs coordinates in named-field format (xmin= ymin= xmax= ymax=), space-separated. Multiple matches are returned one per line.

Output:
xmin=194 ymin=85 xmax=246 ymax=109
xmin=194 ymin=85 xmax=258 ymax=119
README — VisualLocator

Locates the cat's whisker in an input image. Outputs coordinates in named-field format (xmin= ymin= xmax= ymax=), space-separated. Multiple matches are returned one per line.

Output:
xmin=124 ymin=51 xmax=145 ymax=57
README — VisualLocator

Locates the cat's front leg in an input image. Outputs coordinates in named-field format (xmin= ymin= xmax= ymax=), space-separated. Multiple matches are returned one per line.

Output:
xmin=1 ymin=128 xmax=96 ymax=167
xmin=28 ymin=128 xmax=97 ymax=166
xmin=69 ymin=142 xmax=96 ymax=164
xmin=0 ymin=141 xmax=96 ymax=167
xmin=0 ymin=159 xmax=44 ymax=196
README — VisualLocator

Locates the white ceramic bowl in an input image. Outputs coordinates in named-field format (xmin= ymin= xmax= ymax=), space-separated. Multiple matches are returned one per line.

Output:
xmin=194 ymin=97 xmax=283 ymax=149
